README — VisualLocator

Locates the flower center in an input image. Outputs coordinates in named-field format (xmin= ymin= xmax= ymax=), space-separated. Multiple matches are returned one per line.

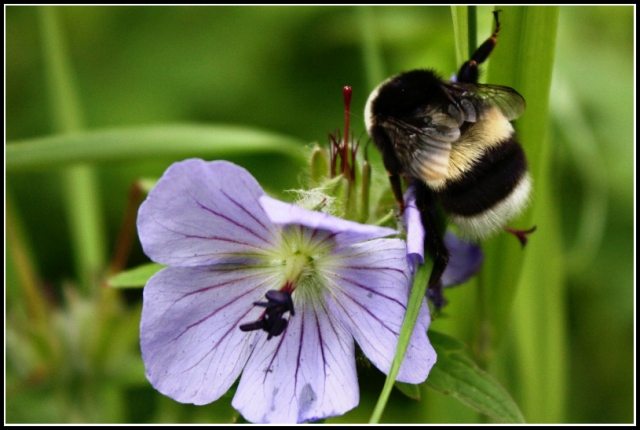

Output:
xmin=282 ymin=251 xmax=314 ymax=292
xmin=239 ymin=226 xmax=334 ymax=340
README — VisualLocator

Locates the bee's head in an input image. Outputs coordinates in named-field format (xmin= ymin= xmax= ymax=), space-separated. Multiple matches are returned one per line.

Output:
xmin=367 ymin=69 xmax=444 ymax=121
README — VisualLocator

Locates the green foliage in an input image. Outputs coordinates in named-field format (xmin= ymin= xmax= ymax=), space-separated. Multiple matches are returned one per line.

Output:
xmin=426 ymin=331 xmax=525 ymax=423
xmin=7 ymin=125 xmax=307 ymax=171
xmin=106 ymin=263 xmax=165 ymax=288
xmin=6 ymin=6 xmax=634 ymax=424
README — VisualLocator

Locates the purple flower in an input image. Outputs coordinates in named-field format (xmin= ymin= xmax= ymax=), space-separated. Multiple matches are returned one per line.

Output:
xmin=137 ymin=159 xmax=436 ymax=423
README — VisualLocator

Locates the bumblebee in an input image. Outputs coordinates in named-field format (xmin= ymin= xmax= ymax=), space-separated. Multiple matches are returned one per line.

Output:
xmin=364 ymin=11 xmax=531 ymax=304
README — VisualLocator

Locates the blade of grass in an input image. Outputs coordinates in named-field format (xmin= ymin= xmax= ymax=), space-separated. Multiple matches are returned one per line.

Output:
xmin=551 ymin=75 xmax=608 ymax=273
xmin=369 ymin=261 xmax=432 ymax=423
xmin=38 ymin=6 xmax=106 ymax=291
xmin=474 ymin=6 xmax=560 ymax=366
xmin=358 ymin=6 xmax=386 ymax=91
xmin=450 ymin=6 xmax=469 ymax=67
xmin=508 ymin=156 xmax=567 ymax=422
xmin=6 ymin=191 xmax=48 ymax=326
xmin=475 ymin=6 xmax=566 ymax=423
xmin=7 ymin=124 xmax=308 ymax=171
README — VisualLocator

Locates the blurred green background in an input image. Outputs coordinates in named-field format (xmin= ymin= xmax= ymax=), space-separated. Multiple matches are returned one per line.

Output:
xmin=6 ymin=6 xmax=634 ymax=423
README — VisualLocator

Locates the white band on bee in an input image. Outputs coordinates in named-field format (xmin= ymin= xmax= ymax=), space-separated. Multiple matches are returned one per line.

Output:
xmin=450 ymin=172 xmax=532 ymax=240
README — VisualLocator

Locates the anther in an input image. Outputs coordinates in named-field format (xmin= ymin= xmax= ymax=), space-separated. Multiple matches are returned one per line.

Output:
xmin=239 ymin=289 xmax=295 ymax=340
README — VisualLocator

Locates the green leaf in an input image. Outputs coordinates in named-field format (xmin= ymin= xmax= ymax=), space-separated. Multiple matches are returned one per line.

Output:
xmin=137 ymin=178 xmax=159 ymax=194
xmin=106 ymin=263 xmax=165 ymax=288
xmin=6 ymin=124 xmax=307 ymax=171
xmin=426 ymin=332 xmax=525 ymax=423
xmin=428 ymin=330 xmax=467 ymax=352
xmin=394 ymin=381 xmax=421 ymax=401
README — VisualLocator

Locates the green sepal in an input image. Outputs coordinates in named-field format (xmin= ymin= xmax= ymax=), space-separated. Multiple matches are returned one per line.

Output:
xmin=310 ymin=145 xmax=330 ymax=188
xmin=106 ymin=263 xmax=165 ymax=288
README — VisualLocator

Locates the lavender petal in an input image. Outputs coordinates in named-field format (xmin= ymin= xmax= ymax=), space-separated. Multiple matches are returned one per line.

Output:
xmin=321 ymin=239 xmax=436 ymax=384
xmin=403 ymin=185 xmax=425 ymax=270
xmin=441 ymin=231 xmax=484 ymax=287
xmin=137 ymin=159 xmax=279 ymax=267
xmin=140 ymin=265 xmax=281 ymax=405
xmin=259 ymin=195 xmax=398 ymax=248
xmin=232 ymin=299 xmax=358 ymax=423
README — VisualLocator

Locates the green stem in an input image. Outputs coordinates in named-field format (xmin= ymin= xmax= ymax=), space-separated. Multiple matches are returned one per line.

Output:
xmin=359 ymin=160 xmax=371 ymax=223
xmin=358 ymin=6 xmax=386 ymax=91
xmin=38 ymin=6 xmax=106 ymax=291
xmin=369 ymin=262 xmax=432 ymax=423
xmin=6 ymin=191 xmax=48 ymax=326
xmin=467 ymin=6 xmax=477 ymax=59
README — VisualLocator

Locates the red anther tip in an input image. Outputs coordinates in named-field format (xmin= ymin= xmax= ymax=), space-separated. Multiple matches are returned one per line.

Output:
xmin=343 ymin=86 xmax=352 ymax=108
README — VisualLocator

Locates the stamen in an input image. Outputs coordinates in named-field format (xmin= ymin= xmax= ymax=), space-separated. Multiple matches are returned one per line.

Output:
xmin=342 ymin=86 xmax=352 ymax=178
xmin=239 ymin=289 xmax=295 ymax=340
xmin=329 ymin=131 xmax=339 ymax=177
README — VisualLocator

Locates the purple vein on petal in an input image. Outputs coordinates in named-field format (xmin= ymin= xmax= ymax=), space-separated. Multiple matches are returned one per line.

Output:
xmin=178 ymin=289 xmax=269 ymax=376
xmin=152 ymin=217 xmax=272 ymax=253
xmin=316 ymin=298 xmax=346 ymax=358
xmin=181 ymin=234 xmax=270 ymax=251
xmin=191 ymin=311 xmax=260 ymax=395
xmin=313 ymin=307 xmax=328 ymax=383
xmin=332 ymin=264 xmax=406 ymax=276
xmin=194 ymin=197 xmax=272 ymax=245
xmin=262 ymin=323 xmax=290 ymax=385
xmin=170 ymin=275 xmax=274 ymax=344
xmin=326 ymin=272 xmax=406 ymax=309
xmin=220 ymin=190 xmax=278 ymax=243
xmin=181 ymin=308 xmax=258 ymax=378
xmin=330 ymin=287 xmax=401 ymax=337
xmin=174 ymin=271 xmax=270 ymax=304
xmin=293 ymin=303 xmax=306 ymax=390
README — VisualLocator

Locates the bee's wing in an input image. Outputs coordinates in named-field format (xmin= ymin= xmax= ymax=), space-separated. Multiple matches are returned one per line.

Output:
xmin=442 ymin=82 xmax=526 ymax=122
xmin=382 ymin=108 xmax=460 ymax=182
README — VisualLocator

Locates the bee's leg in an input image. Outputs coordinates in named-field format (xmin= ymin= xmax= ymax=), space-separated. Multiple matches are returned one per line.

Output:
xmin=457 ymin=10 xmax=502 ymax=84
xmin=415 ymin=180 xmax=450 ymax=310
xmin=505 ymin=225 xmax=537 ymax=248
xmin=370 ymin=126 xmax=406 ymax=213
xmin=388 ymin=172 xmax=405 ymax=214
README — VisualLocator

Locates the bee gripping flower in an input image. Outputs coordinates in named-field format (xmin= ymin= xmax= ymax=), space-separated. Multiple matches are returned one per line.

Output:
xmin=137 ymin=159 xmax=436 ymax=424
xmin=403 ymin=183 xmax=484 ymax=307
